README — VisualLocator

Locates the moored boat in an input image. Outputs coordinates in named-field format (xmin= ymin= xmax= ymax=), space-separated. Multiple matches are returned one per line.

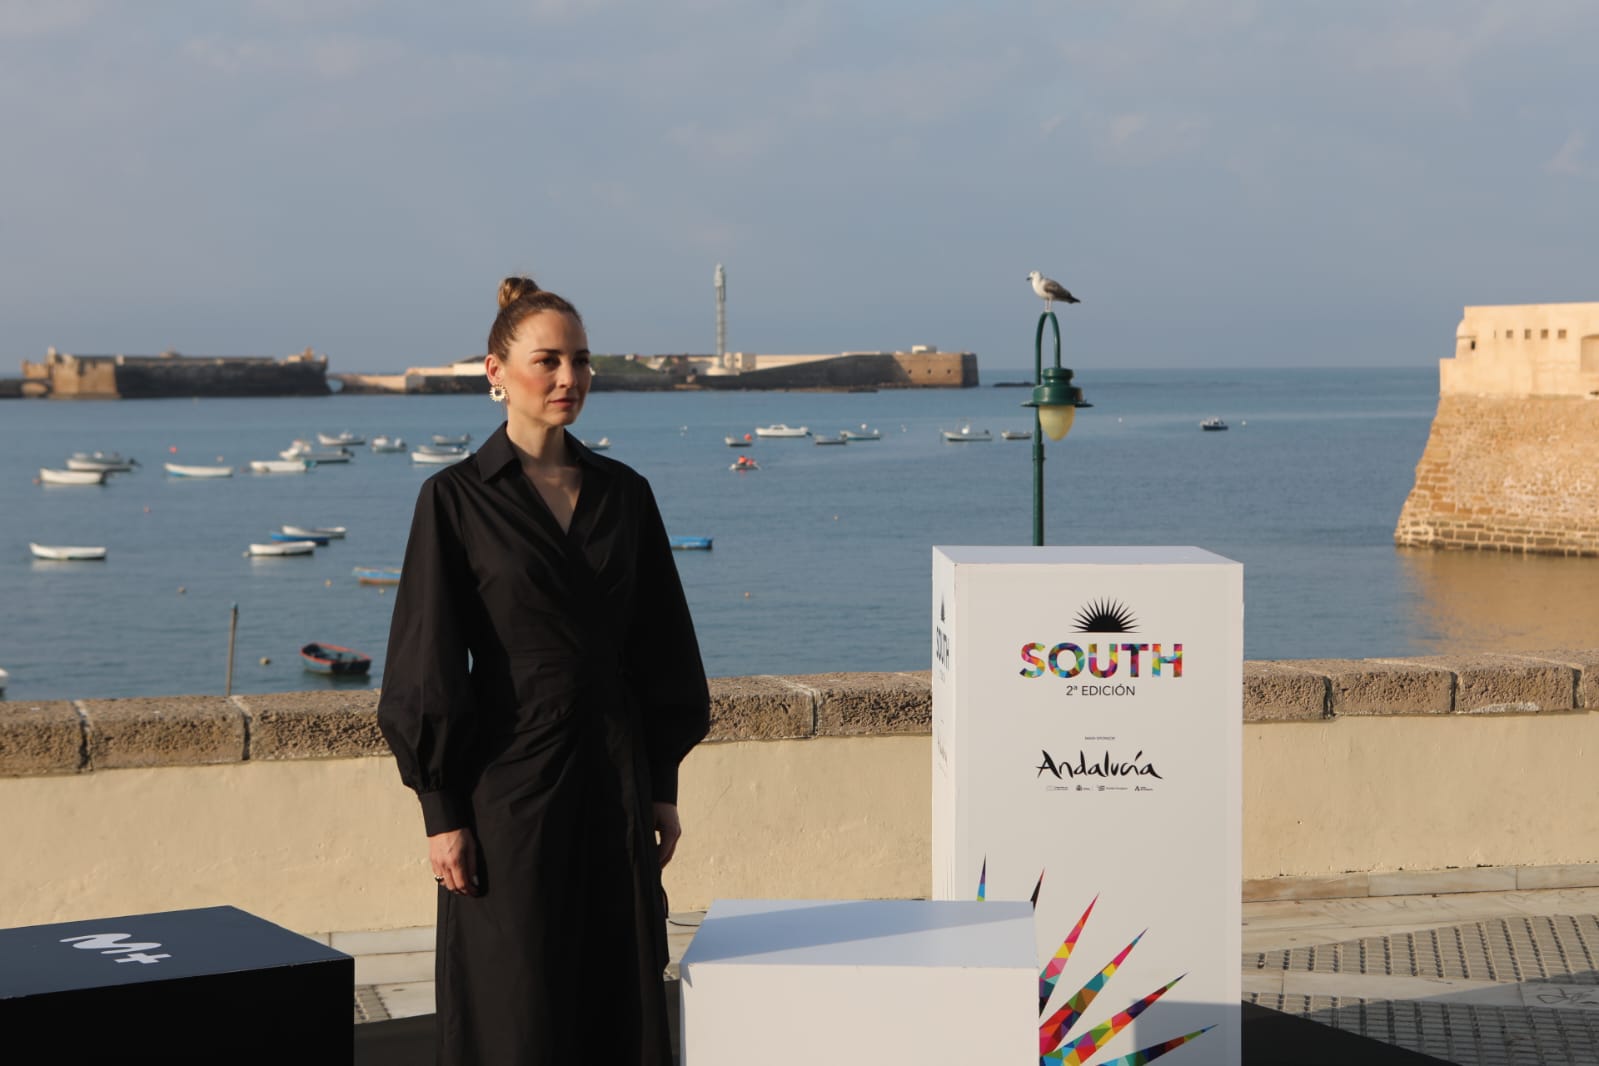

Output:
xmin=839 ymin=425 xmax=881 ymax=441
xmin=813 ymin=434 xmax=848 ymax=446
xmin=730 ymin=456 xmax=760 ymax=472
xmin=582 ymin=437 xmax=611 ymax=451
xmin=247 ymin=541 xmax=315 ymax=556
xmin=270 ymin=531 xmax=329 ymax=546
xmin=941 ymin=424 xmax=993 ymax=443
xmin=754 ymin=424 xmax=809 ymax=438
xmin=249 ymin=459 xmax=310 ymax=474
xmin=281 ymin=441 xmax=352 ymax=463
xmin=29 ymin=543 xmax=108 ymax=561
xmin=370 ymin=436 xmax=406 ymax=453
xmin=725 ymin=434 xmax=754 ymax=447
xmin=668 ymin=535 xmax=713 ymax=551
xmin=284 ymin=525 xmax=346 ymax=539
xmin=352 ymin=566 xmax=401 ymax=585
xmin=1200 ymin=417 xmax=1228 ymax=431
xmin=432 ymin=433 xmax=472 ymax=446
xmin=39 ymin=468 xmax=106 ymax=486
xmin=300 ymin=641 xmax=372 ymax=676
xmin=412 ymin=449 xmax=466 ymax=465
xmin=165 ymin=463 xmax=234 ymax=478
xmin=1000 ymin=430 xmax=1032 ymax=441
xmin=67 ymin=453 xmax=137 ymax=473
xmin=317 ymin=431 xmax=366 ymax=447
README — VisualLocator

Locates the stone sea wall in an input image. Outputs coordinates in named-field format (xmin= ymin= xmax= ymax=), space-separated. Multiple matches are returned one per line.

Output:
xmin=1395 ymin=394 xmax=1599 ymax=555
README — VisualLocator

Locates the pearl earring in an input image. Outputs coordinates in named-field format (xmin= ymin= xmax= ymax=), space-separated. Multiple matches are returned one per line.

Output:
xmin=489 ymin=382 xmax=507 ymax=404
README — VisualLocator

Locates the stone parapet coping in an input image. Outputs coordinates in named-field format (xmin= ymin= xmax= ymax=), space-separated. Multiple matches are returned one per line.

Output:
xmin=3 ymin=651 xmax=1598 ymax=776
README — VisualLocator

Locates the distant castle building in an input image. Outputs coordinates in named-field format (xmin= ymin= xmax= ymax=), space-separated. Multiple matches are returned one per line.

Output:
xmin=1395 ymin=302 xmax=1599 ymax=555
xmin=21 ymin=347 xmax=329 ymax=399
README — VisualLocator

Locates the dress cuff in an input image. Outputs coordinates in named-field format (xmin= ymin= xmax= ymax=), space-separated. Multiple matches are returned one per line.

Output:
xmin=419 ymin=790 xmax=470 ymax=836
xmin=649 ymin=760 xmax=679 ymax=806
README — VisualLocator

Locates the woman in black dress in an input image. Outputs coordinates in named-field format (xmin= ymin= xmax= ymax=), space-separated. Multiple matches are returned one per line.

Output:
xmin=378 ymin=276 xmax=710 ymax=1064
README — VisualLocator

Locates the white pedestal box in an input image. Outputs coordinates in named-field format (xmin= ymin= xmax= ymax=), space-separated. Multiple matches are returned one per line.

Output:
xmin=932 ymin=546 xmax=1243 ymax=1066
xmin=679 ymin=899 xmax=1036 ymax=1065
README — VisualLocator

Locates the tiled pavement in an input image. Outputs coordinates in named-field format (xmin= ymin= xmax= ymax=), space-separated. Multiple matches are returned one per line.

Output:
xmin=345 ymin=886 xmax=1599 ymax=1064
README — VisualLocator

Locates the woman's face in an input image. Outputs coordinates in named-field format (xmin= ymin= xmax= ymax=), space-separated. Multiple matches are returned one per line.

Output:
xmin=489 ymin=311 xmax=591 ymax=431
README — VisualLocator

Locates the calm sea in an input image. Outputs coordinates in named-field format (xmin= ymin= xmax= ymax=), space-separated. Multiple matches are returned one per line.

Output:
xmin=6 ymin=367 xmax=1599 ymax=702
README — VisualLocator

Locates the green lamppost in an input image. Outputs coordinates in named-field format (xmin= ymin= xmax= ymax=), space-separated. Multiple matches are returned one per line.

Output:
xmin=1022 ymin=310 xmax=1091 ymax=546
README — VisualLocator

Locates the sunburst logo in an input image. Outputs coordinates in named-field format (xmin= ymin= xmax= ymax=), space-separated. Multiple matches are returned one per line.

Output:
xmin=1074 ymin=599 xmax=1138 ymax=634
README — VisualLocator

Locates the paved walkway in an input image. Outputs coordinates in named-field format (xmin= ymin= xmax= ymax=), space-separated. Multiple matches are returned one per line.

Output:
xmin=346 ymin=886 xmax=1599 ymax=1064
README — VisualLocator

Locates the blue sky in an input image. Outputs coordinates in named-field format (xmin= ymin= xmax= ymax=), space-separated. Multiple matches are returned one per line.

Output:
xmin=2 ymin=1 xmax=1595 ymax=371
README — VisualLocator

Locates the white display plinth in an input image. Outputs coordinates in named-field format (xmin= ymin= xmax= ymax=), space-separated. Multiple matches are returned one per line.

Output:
xmin=679 ymin=899 xmax=1036 ymax=1065
xmin=932 ymin=546 xmax=1243 ymax=1066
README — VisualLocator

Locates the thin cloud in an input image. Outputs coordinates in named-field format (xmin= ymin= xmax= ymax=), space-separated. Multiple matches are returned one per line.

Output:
xmin=1545 ymin=131 xmax=1597 ymax=178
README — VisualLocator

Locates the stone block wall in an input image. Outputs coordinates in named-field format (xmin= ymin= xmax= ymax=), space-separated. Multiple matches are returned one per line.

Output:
xmin=1395 ymin=394 xmax=1599 ymax=555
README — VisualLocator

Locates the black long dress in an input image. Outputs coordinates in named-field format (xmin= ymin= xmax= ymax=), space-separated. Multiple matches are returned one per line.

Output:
xmin=378 ymin=424 xmax=710 ymax=1065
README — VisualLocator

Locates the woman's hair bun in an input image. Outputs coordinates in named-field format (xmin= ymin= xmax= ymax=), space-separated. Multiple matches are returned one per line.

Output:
xmin=498 ymin=276 xmax=542 ymax=310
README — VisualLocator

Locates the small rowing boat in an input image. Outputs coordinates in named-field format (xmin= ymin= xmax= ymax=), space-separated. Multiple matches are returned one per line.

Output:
xmin=754 ymin=424 xmax=809 ymax=438
xmin=432 ymin=433 xmax=472 ymax=446
xmin=668 ymin=535 xmax=713 ymax=551
xmin=246 ymin=541 xmax=315 ymax=556
xmin=39 ymin=468 xmax=106 ymax=486
xmin=29 ymin=543 xmax=107 ymax=561
xmin=283 ymin=525 xmax=346 ymax=539
xmin=165 ymin=463 xmax=234 ymax=478
xmin=352 ymin=567 xmax=401 ymax=585
xmin=317 ymin=431 xmax=366 ymax=447
xmin=412 ymin=449 xmax=465 ymax=465
xmin=249 ymin=459 xmax=310 ymax=474
xmin=300 ymin=642 xmax=372 ymax=676
xmin=370 ymin=436 xmax=406 ymax=453
xmin=270 ymin=531 xmax=329 ymax=546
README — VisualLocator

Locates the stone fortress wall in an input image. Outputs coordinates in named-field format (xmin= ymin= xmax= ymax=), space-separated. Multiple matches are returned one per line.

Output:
xmin=1395 ymin=302 xmax=1599 ymax=555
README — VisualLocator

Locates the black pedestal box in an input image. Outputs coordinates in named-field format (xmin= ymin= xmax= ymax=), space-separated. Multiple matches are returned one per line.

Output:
xmin=0 ymin=905 xmax=352 ymax=1062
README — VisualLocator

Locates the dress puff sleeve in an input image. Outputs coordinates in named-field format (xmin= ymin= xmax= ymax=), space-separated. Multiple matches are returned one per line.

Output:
xmin=378 ymin=477 xmax=478 ymax=836
xmin=627 ymin=482 xmax=711 ymax=806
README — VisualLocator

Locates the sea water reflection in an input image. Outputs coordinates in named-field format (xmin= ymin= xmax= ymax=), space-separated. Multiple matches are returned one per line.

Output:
xmin=1399 ymin=548 xmax=1599 ymax=654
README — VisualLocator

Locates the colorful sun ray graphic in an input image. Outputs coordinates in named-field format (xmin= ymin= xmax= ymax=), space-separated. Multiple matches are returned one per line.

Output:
xmin=977 ymin=865 xmax=1216 ymax=1065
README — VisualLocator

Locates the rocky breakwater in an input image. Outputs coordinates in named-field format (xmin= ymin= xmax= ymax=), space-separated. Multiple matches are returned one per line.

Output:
xmin=1396 ymin=302 xmax=1599 ymax=555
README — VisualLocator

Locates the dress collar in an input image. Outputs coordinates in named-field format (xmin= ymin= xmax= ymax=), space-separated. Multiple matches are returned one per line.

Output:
xmin=474 ymin=422 xmax=606 ymax=481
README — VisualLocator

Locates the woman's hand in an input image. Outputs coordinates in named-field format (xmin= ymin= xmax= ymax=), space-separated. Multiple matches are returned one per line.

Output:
xmin=653 ymin=802 xmax=682 ymax=868
xmin=429 ymin=828 xmax=480 ymax=896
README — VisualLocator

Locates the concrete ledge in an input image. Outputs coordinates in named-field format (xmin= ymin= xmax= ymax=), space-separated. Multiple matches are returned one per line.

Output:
xmin=6 ymin=649 xmax=1599 ymax=776
xmin=0 ymin=701 xmax=84 ymax=775
xmin=706 ymin=676 xmax=813 ymax=740
xmin=237 ymin=690 xmax=386 ymax=760
xmin=803 ymin=671 xmax=932 ymax=736
xmin=1378 ymin=653 xmax=1575 ymax=713
xmin=1242 ymin=662 xmax=1327 ymax=721
xmin=1284 ymin=659 xmax=1454 ymax=717
xmin=80 ymin=696 xmax=244 ymax=768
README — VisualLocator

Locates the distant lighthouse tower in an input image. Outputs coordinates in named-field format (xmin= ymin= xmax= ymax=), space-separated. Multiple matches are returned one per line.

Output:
xmin=714 ymin=263 xmax=727 ymax=359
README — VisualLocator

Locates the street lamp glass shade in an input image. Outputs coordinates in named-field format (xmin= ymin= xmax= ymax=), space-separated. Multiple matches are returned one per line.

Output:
xmin=1039 ymin=404 xmax=1076 ymax=441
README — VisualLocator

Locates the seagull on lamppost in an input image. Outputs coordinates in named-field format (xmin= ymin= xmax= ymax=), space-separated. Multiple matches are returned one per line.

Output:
xmin=1028 ymin=271 xmax=1081 ymax=310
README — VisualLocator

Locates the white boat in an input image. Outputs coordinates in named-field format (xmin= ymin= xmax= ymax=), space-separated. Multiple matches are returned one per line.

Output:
xmin=280 ymin=443 xmax=351 ymax=463
xmin=432 ymin=433 xmax=472 ymax=446
xmin=725 ymin=434 xmax=754 ymax=447
xmin=754 ymin=424 xmax=810 ymax=438
xmin=249 ymin=459 xmax=310 ymax=474
xmin=1001 ymin=430 xmax=1032 ymax=441
xmin=67 ymin=452 xmax=137 ymax=472
xmin=412 ymin=449 xmax=466 ymax=465
xmin=39 ymin=468 xmax=106 ymax=486
xmin=0 ymin=666 xmax=7 ymax=697
xmin=247 ymin=540 xmax=316 ymax=556
xmin=1200 ymin=417 xmax=1229 ymax=432
xmin=29 ymin=543 xmax=108 ymax=561
xmin=582 ymin=437 xmax=611 ymax=451
xmin=283 ymin=525 xmax=346 ymax=539
xmin=941 ymin=424 xmax=993 ymax=443
xmin=165 ymin=463 xmax=234 ymax=478
xmin=414 ymin=443 xmax=465 ymax=456
xmin=317 ymin=431 xmax=366 ymax=447
xmin=370 ymin=436 xmax=406 ymax=453
xmin=814 ymin=434 xmax=848 ymax=446
xmin=839 ymin=425 xmax=881 ymax=441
